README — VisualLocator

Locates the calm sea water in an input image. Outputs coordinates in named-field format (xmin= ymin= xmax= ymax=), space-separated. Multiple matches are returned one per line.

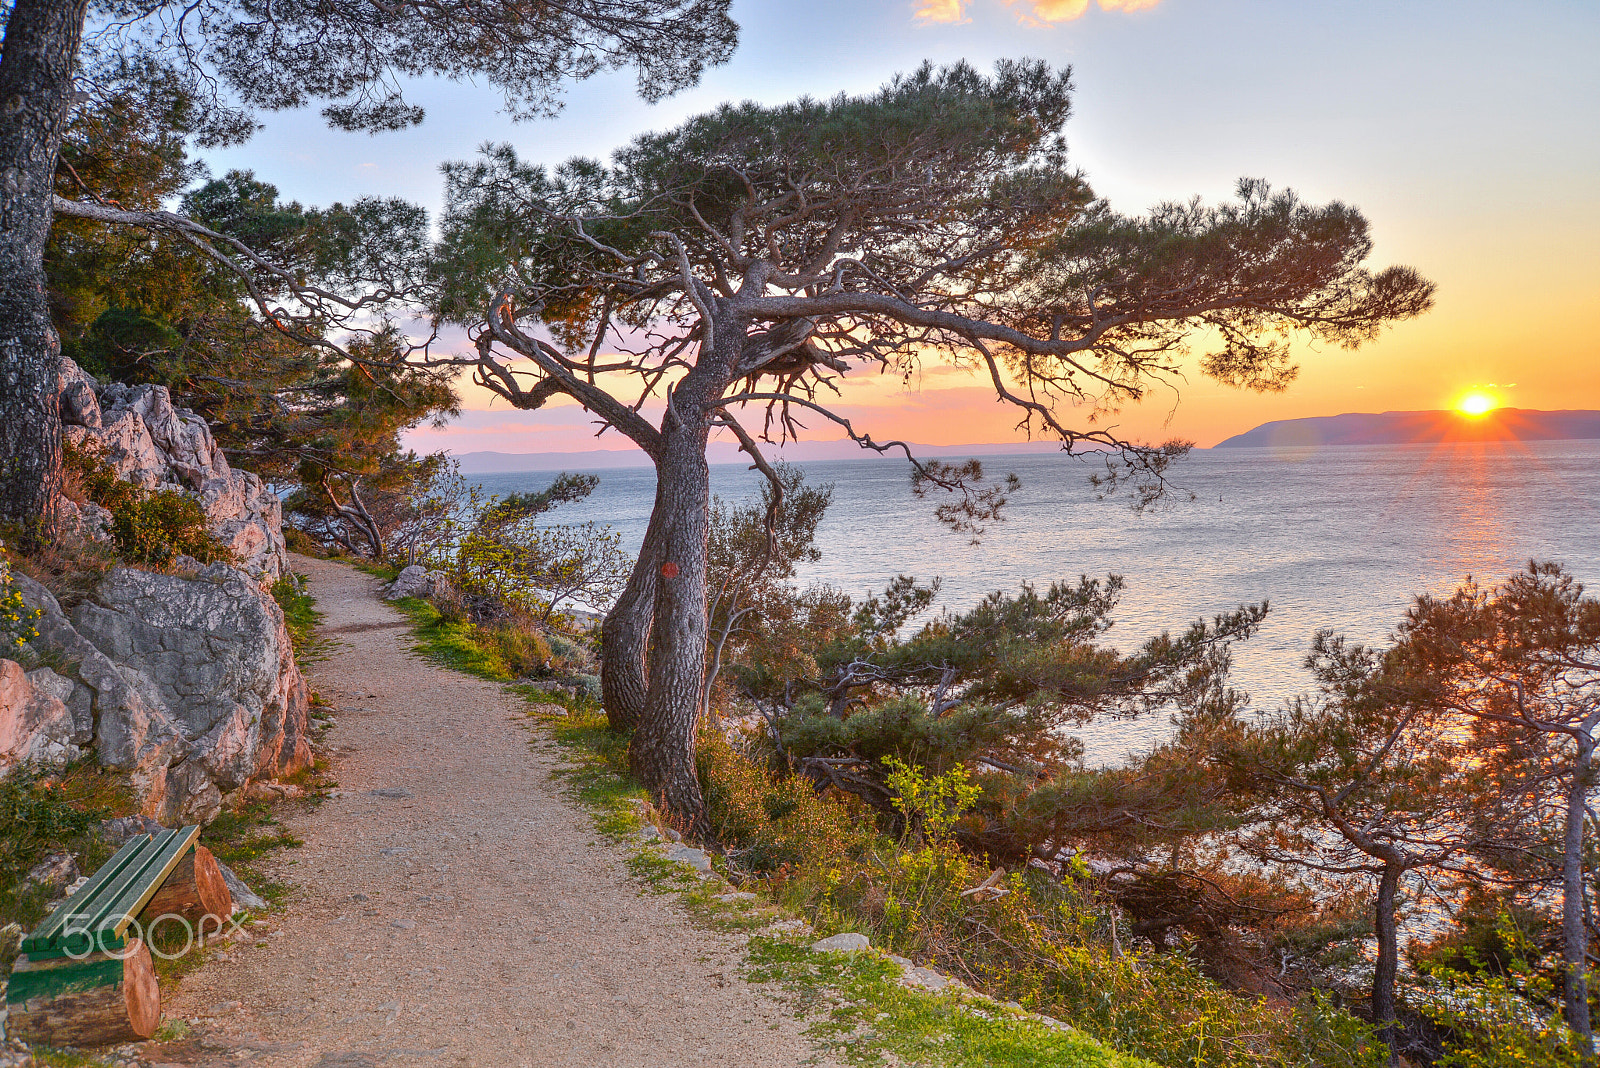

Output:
xmin=475 ymin=440 xmax=1600 ymax=765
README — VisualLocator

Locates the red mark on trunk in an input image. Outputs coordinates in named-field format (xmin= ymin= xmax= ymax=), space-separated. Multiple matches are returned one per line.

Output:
xmin=660 ymin=561 xmax=680 ymax=579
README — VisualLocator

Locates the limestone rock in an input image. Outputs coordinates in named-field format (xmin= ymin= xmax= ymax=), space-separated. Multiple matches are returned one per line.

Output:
xmin=902 ymin=966 xmax=953 ymax=991
xmin=99 ymin=815 xmax=165 ymax=844
xmin=60 ymin=360 xmax=101 ymax=428
xmin=55 ymin=496 xmax=112 ymax=543
xmin=25 ymin=852 xmax=79 ymax=896
xmin=811 ymin=932 xmax=871 ymax=954
xmin=13 ymin=565 xmax=311 ymax=825
xmin=216 ymin=861 xmax=267 ymax=912
xmin=664 ymin=844 xmax=714 ymax=874
xmin=0 ymin=660 xmax=82 ymax=768
xmin=59 ymin=360 xmax=287 ymax=581
xmin=385 ymin=565 xmax=451 ymax=601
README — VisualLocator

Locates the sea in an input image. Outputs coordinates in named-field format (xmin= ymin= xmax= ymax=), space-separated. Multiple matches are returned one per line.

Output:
xmin=474 ymin=440 xmax=1600 ymax=766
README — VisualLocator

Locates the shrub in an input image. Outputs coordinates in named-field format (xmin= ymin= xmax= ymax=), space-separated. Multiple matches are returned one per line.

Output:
xmin=697 ymin=731 xmax=1387 ymax=1068
xmin=283 ymin=526 xmax=322 ymax=555
xmin=481 ymin=625 xmax=551 ymax=677
xmin=109 ymin=488 xmax=231 ymax=567
xmin=699 ymin=730 xmax=875 ymax=878
xmin=0 ymin=764 xmax=121 ymax=930
xmin=64 ymin=439 xmax=232 ymax=568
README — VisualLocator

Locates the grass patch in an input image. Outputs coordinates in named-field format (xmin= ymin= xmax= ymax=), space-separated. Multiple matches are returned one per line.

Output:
xmin=351 ymin=560 xmax=400 ymax=583
xmin=746 ymin=937 xmax=1157 ymax=1068
xmin=392 ymin=597 xmax=518 ymax=682
xmin=271 ymin=573 xmax=327 ymax=663
xmin=0 ymin=763 xmax=133 ymax=932
xmin=200 ymin=801 xmax=300 ymax=906
xmin=29 ymin=1047 xmax=108 ymax=1067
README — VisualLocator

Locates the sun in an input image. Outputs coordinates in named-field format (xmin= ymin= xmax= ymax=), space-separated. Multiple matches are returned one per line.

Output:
xmin=1456 ymin=390 xmax=1499 ymax=417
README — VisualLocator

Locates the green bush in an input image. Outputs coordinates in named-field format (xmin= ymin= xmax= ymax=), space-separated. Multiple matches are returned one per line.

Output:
xmin=482 ymin=624 xmax=551 ymax=677
xmin=65 ymin=440 xmax=232 ymax=568
xmin=283 ymin=526 xmax=322 ymax=555
xmin=699 ymin=730 xmax=875 ymax=876
xmin=109 ymin=488 xmax=231 ymax=567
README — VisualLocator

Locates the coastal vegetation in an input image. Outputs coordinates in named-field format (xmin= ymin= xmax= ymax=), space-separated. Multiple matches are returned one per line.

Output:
xmin=376 ymin=457 xmax=1597 ymax=1067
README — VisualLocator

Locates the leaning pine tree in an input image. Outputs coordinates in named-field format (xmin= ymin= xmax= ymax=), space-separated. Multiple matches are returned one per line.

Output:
xmin=431 ymin=59 xmax=1436 ymax=831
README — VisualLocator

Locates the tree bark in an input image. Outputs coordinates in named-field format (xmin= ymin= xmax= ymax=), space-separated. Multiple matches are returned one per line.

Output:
xmin=0 ymin=0 xmax=88 ymax=541
xmin=1372 ymin=862 xmax=1403 ymax=1067
xmin=1563 ymin=736 xmax=1595 ymax=1057
xmin=627 ymin=421 xmax=713 ymax=836
xmin=602 ymin=504 xmax=663 ymax=733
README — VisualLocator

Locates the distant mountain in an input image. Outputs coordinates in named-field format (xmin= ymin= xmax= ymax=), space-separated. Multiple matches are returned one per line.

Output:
xmin=453 ymin=438 xmax=1068 ymax=474
xmin=1214 ymin=408 xmax=1600 ymax=449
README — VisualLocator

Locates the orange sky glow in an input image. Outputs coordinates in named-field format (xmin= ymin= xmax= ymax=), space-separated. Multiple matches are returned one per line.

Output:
xmin=375 ymin=1 xmax=1598 ymax=459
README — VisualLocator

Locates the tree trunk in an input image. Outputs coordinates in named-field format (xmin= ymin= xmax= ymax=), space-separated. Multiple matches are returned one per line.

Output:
xmin=1563 ymin=737 xmax=1595 ymax=1056
xmin=0 ymin=0 xmax=87 ymax=541
xmin=138 ymin=844 xmax=233 ymax=929
xmin=627 ymin=423 xmax=712 ymax=836
xmin=7 ymin=938 xmax=161 ymax=1046
xmin=602 ymin=504 xmax=663 ymax=733
xmin=1372 ymin=862 xmax=1403 ymax=1067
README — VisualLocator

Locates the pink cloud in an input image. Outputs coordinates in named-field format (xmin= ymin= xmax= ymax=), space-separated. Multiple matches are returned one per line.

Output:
xmin=917 ymin=0 xmax=1160 ymax=26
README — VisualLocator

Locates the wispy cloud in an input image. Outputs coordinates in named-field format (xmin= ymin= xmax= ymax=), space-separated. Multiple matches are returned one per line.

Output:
xmin=917 ymin=0 xmax=1160 ymax=26
xmin=913 ymin=0 xmax=970 ymax=24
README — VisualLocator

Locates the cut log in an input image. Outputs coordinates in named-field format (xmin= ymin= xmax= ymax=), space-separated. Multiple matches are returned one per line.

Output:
xmin=7 ymin=938 xmax=160 ymax=1046
xmin=138 ymin=845 xmax=232 ymax=931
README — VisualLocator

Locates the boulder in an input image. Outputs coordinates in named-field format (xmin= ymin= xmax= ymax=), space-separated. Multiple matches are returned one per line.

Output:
xmin=99 ymin=815 xmax=165 ymax=844
xmin=12 ymin=565 xmax=311 ymax=825
xmin=59 ymin=360 xmax=288 ymax=582
xmin=56 ymin=495 xmax=112 ymax=543
xmin=811 ymin=932 xmax=872 ymax=954
xmin=217 ymin=861 xmax=266 ymax=912
xmin=25 ymin=852 xmax=80 ymax=896
xmin=60 ymin=360 xmax=101 ymax=428
xmin=385 ymin=564 xmax=451 ymax=601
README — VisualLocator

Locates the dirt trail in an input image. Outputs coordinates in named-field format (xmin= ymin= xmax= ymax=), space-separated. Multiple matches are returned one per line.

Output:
xmin=148 ymin=555 xmax=818 ymax=1068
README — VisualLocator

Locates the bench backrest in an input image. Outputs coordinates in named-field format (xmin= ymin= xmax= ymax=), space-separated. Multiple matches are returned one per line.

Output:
xmin=21 ymin=825 xmax=200 ymax=959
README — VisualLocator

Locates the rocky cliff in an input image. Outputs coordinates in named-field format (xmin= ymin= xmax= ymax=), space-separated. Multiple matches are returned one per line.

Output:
xmin=58 ymin=360 xmax=289 ymax=582
xmin=0 ymin=361 xmax=312 ymax=823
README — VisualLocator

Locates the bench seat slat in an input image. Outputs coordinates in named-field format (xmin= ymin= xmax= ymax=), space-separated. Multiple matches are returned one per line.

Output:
xmin=22 ymin=835 xmax=151 ymax=952
xmin=100 ymin=828 xmax=198 ymax=939
xmin=22 ymin=826 xmax=202 ymax=956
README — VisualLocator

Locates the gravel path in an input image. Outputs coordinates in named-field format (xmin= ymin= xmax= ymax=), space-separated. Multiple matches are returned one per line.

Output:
xmin=146 ymin=555 xmax=820 ymax=1068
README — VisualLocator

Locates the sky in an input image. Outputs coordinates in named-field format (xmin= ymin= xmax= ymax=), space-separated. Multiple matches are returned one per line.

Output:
xmin=207 ymin=0 xmax=1600 ymax=454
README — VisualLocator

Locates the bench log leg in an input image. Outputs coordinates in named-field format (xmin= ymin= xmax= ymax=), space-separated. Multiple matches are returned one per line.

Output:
xmin=139 ymin=845 xmax=232 ymax=930
xmin=7 ymin=938 xmax=160 ymax=1046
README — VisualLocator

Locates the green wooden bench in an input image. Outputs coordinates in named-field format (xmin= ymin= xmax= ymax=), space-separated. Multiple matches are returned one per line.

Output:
xmin=19 ymin=825 xmax=200 ymax=961
xmin=6 ymin=825 xmax=204 ymax=1046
